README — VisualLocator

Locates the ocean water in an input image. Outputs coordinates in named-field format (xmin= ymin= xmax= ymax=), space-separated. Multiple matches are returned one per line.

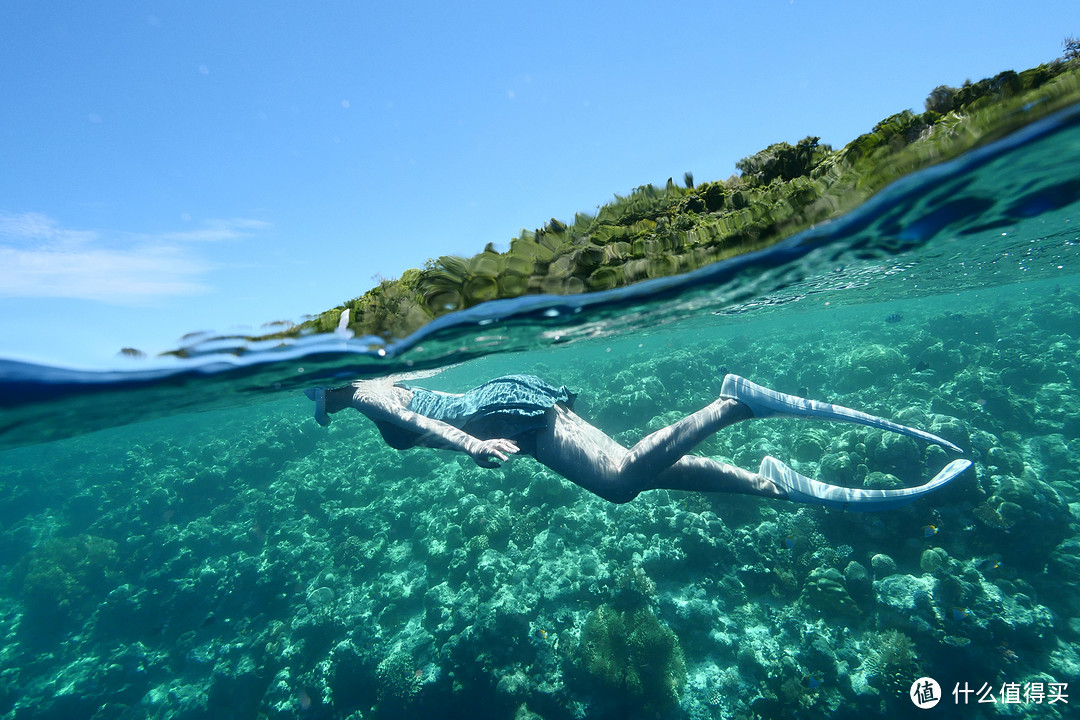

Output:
xmin=2 ymin=106 xmax=1080 ymax=720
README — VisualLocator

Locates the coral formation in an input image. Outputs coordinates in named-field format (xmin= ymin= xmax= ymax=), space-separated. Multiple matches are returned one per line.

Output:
xmin=861 ymin=630 xmax=920 ymax=699
xmin=974 ymin=472 xmax=1071 ymax=567
xmin=568 ymin=603 xmax=686 ymax=714
xmin=12 ymin=534 xmax=120 ymax=628
xmin=800 ymin=567 xmax=861 ymax=617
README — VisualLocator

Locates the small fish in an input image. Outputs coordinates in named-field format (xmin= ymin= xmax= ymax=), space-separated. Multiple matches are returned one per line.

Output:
xmin=915 ymin=360 xmax=931 ymax=372
xmin=951 ymin=606 xmax=970 ymax=621
xmin=922 ymin=525 xmax=939 ymax=538
xmin=783 ymin=535 xmax=797 ymax=550
xmin=802 ymin=675 xmax=823 ymax=689
xmin=885 ymin=312 xmax=903 ymax=323
xmin=980 ymin=558 xmax=1002 ymax=571
xmin=534 ymin=628 xmax=548 ymax=640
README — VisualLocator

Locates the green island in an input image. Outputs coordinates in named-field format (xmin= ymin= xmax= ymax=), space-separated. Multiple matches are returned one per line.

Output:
xmin=254 ymin=49 xmax=1080 ymax=347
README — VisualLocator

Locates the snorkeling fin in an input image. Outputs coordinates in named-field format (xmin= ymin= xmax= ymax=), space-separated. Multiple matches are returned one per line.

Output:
xmin=721 ymin=374 xmax=970 ymax=509
xmin=760 ymin=456 xmax=972 ymax=511
xmin=720 ymin=374 xmax=962 ymax=453
xmin=303 ymin=387 xmax=331 ymax=427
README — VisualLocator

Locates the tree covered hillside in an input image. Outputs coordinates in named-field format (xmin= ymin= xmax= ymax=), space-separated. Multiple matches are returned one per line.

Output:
xmin=263 ymin=56 xmax=1080 ymax=346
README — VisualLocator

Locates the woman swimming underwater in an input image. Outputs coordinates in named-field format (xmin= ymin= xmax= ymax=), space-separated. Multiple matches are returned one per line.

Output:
xmin=305 ymin=373 xmax=971 ymax=510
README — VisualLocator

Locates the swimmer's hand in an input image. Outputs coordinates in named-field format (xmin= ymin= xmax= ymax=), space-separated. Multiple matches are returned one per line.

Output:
xmin=469 ymin=438 xmax=519 ymax=468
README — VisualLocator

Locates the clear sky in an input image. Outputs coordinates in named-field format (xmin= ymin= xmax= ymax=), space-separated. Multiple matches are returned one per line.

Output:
xmin=1 ymin=1 xmax=1075 ymax=367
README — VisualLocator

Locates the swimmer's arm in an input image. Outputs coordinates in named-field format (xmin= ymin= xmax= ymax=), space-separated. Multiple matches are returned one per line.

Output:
xmin=353 ymin=393 xmax=517 ymax=467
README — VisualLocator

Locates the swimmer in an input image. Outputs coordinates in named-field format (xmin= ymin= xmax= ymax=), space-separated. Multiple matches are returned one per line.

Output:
xmin=305 ymin=373 xmax=970 ymax=510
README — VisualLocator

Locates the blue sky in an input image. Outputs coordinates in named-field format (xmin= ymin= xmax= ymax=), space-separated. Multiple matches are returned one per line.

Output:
xmin=1 ymin=1 xmax=1075 ymax=367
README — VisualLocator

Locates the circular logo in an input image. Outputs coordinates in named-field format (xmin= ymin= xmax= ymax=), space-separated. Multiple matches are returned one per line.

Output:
xmin=910 ymin=677 xmax=942 ymax=709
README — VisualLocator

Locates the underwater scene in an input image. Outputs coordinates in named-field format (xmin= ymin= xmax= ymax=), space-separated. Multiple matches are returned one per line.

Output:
xmin=1 ymin=109 xmax=1080 ymax=720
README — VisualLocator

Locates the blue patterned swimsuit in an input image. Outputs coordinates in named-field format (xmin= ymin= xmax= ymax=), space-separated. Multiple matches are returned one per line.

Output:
xmin=375 ymin=374 xmax=576 ymax=452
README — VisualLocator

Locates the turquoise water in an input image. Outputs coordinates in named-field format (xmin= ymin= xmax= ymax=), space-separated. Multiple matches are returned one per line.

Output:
xmin=2 ymin=107 xmax=1080 ymax=720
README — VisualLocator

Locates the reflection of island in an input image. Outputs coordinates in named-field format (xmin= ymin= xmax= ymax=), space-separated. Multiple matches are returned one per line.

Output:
xmin=273 ymin=54 xmax=1080 ymax=345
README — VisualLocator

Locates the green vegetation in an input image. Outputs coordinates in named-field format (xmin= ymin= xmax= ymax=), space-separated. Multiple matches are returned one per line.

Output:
xmin=260 ymin=54 xmax=1080 ymax=347
xmin=1065 ymin=36 xmax=1080 ymax=62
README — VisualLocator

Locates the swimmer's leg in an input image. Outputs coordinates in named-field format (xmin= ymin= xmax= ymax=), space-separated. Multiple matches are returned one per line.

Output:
xmin=652 ymin=456 xmax=787 ymax=499
xmin=533 ymin=401 xmax=756 ymax=502
xmin=535 ymin=404 xmax=966 ymax=508
xmin=617 ymin=398 xmax=754 ymax=483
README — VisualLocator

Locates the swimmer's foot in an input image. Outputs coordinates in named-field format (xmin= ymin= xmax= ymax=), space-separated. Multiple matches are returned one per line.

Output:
xmin=303 ymin=387 xmax=331 ymax=427
xmin=759 ymin=455 xmax=972 ymax=511
xmin=720 ymin=374 xmax=962 ymax=453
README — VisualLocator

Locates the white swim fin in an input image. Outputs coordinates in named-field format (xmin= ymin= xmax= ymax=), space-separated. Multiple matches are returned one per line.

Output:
xmin=760 ymin=456 xmax=972 ymax=511
xmin=721 ymin=374 xmax=962 ymax=453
